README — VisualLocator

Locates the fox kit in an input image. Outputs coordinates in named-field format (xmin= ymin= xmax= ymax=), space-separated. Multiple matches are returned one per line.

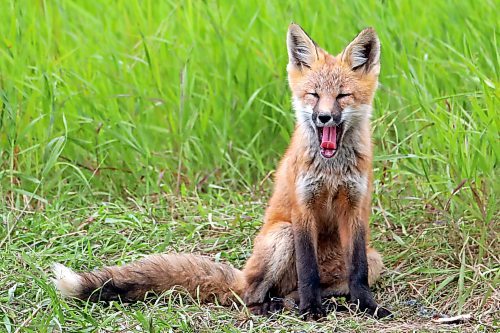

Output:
xmin=53 ymin=24 xmax=391 ymax=319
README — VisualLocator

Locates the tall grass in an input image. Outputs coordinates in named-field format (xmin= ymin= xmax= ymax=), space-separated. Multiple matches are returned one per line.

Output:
xmin=1 ymin=1 xmax=497 ymax=199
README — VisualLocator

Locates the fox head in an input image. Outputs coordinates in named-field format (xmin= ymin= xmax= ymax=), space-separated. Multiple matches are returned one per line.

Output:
xmin=287 ymin=24 xmax=380 ymax=159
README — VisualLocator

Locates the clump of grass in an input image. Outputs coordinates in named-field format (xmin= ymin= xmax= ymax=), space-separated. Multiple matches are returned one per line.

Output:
xmin=0 ymin=0 xmax=498 ymax=332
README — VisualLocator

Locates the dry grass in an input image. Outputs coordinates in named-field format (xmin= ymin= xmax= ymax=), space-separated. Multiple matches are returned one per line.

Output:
xmin=1 ymin=191 xmax=498 ymax=332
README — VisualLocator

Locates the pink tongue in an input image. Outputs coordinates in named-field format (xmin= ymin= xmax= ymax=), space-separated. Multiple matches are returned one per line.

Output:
xmin=320 ymin=127 xmax=337 ymax=150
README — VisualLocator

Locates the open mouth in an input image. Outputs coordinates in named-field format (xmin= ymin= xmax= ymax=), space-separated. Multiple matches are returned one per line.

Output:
xmin=317 ymin=124 xmax=343 ymax=158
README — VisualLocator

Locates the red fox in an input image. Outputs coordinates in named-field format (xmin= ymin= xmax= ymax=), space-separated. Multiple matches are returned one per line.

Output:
xmin=53 ymin=24 xmax=391 ymax=319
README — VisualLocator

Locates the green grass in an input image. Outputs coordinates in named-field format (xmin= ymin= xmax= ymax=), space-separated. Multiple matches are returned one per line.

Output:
xmin=0 ymin=0 xmax=498 ymax=332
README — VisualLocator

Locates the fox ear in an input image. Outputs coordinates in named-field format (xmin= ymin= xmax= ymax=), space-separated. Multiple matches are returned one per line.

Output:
xmin=287 ymin=23 xmax=319 ymax=70
xmin=341 ymin=28 xmax=380 ymax=75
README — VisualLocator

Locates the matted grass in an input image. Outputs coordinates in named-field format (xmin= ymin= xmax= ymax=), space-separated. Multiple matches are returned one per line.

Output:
xmin=0 ymin=0 xmax=498 ymax=332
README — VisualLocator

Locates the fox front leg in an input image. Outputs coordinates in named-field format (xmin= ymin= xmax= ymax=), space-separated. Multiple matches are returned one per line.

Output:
xmin=292 ymin=214 xmax=325 ymax=320
xmin=348 ymin=224 xmax=392 ymax=318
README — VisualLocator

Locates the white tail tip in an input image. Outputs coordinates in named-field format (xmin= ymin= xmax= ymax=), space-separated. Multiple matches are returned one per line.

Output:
xmin=51 ymin=263 xmax=82 ymax=297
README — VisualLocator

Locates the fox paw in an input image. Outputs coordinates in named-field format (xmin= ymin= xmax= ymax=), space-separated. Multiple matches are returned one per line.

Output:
xmin=349 ymin=302 xmax=392 ymax=319
xmin=374 ymin=307 xmax=392 ymax=319
xmin=299 ymin=301 xmax=325 ymax=320
xmin=349 ymin=290 xmax=392 ymax=319
xmin=248 ymin=299 xmax=284 ymax=316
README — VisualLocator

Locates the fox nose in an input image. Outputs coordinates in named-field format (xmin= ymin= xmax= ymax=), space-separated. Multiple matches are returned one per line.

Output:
xmin=318 ymin=114 xmax=332 ymax=124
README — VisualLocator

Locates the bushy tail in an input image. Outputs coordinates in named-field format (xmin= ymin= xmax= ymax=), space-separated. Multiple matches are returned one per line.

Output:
xmin=52 ymin=254 xmax=246 ymax=305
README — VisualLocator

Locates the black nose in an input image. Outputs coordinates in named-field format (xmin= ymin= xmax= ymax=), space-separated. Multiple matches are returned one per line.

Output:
xmin=318 ymin=114 xmax=332 ymax=124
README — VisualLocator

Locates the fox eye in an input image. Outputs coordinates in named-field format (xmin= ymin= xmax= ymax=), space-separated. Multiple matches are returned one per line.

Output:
xmin=306 ymin=92 xmax=319 ymax=99
xmin=337 ymin=93 xmax=352 ymax=100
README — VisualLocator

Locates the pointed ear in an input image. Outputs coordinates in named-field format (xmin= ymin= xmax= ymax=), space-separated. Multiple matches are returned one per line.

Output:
xmin=341 ymin=28 xmax=380 ymax=75
xmin=287 ymin=23 xmax=320 ymax=70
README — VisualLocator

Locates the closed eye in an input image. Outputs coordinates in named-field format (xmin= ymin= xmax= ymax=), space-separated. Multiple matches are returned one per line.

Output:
xmin=306 ymin=92 xmax=319 ymax=98
xmin=337 ymin=93 xmax=352 ymax=100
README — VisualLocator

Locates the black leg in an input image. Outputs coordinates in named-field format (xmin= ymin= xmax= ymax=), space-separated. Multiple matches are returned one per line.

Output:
xmin=349 ymin=226 xmax=391 ymax=318
xmin=293 ymin=227 xmax=325 ymax=319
